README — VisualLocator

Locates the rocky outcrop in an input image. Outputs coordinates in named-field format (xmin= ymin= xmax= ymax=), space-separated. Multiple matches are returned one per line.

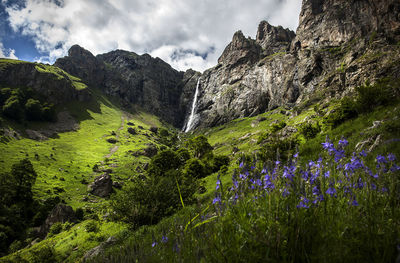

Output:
xmin=294 ymin=0 xmax=400 ymax=49
xmin=256 ymin=21 xmax=295 ymax=56
xmin=190 ymin=0 xmax=400 ymax=129
xmin=88 ymin=174 xmax=113 ymax=197
xmin=54 ymin=45 xmax=105 ymax=86
xmin=39 ymin=204 xmax=76 ymax=237
xmin=0 ymin=60 xmax=91 ymax=105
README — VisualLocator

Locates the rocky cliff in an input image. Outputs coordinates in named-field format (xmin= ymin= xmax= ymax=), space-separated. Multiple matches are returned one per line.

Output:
xmin=192 ymin=0 xmax=400 ymax=129
xmin=0 ymin=60 xmax=91 ymax=105
xmin=51 ymin=0 xmax=400 ymax=130
xmin=55 ymin=46 xmax=199 ymax=127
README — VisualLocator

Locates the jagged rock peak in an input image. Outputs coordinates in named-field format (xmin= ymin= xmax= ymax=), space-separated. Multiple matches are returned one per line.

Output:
xmin=256 ymin=21 xmax=295 ymax=52
xmin=68 ymin=44 xmax=95 ymax=58
xmin=294 ymin=0 xmax=400 ymax=49
xmin=217 ymin=30 xmax=262 ymax=67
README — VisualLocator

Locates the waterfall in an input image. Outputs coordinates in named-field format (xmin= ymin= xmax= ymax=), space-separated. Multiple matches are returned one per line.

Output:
xmin=184 ymin=78 xmax=200 ymax=132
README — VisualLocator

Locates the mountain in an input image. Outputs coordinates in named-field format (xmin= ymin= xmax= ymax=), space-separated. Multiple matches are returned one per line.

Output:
xmin=193 ymin=0 xmax=400 ymax=128
xmin=54 ymin=45 xmax=200 ymax=127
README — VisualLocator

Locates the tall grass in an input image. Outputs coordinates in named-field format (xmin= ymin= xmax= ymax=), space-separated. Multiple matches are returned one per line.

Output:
xmin=94 ymin=136 xmax=399 ymax=262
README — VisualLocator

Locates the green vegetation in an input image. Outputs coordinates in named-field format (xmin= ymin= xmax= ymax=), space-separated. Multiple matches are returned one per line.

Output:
xmin=0 ymin=86 xmax=56 ymax=122
xmin=0 ymin=64 xmax=399 ymax=262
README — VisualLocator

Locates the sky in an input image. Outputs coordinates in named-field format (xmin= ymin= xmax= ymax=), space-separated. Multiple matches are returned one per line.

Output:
xmin=0 ymin=0 xmax=302 ymax=72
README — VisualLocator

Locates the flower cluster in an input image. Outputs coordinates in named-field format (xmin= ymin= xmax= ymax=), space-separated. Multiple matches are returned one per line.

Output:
xmin=213 ymin=136 xmax=399 ymax=210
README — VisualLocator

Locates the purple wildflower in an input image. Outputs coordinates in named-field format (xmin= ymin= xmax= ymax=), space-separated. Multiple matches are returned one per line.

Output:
xmin=239 ymin=162 xmax=244 ymax=168
xmin=376 ymin=155 xmax=387 ymax=164
xmin=282 ymin=188 xmax=290 ymax=197
xmin=297 ymin=197 xmax=310 ymax=209
xmin=162 ymin=236 xmax=168 ymax=243
xmin=216 ymin=179 xmax=221 ymax=190
xmin=350 ymin=199 xmax=359 ymax=206
xmin=213 ymin=195 xmax=221 ymax=204
xmin=326 ymin=186 xmax=337 ymax=197
xmin=359 ymin=150 xmax=367 ymax=157
xmin=339 ymin=138 xmax=349 ymax=147
xmin=324 ymin=171 xmax=330 ymax=178
xmin=152 ymin=241 xmax=158 ymax=247
xmin=387 ymin=153 xmax=396 ymax=162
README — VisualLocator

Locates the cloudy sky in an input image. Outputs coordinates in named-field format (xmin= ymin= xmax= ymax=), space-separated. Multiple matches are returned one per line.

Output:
xmin=0 ymin=0 xmax=302 ymax=72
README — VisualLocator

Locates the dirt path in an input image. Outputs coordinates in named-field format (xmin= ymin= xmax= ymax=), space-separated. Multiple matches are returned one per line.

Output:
xmin=104 ymin=115 xmax=125 ymax=159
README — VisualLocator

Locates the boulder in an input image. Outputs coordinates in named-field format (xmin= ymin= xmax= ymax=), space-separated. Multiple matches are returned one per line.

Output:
xmin=127 ymin=127 xmax=137 ymax=135
xmin=88 ymin=174 xmax=113 ymax=197
xmin=39 ymin=204 xmax=76 ymax=237
xmin=143 ymin=144 xmax=158 ymax=157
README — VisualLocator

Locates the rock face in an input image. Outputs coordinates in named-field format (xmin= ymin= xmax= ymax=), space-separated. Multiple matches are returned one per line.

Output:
xmin=0 ymin=61 xmax=91 ymax=105
xmin=55 ymin=47 xmax=199 ymax=127
xmin=49 ymin=0 xmax=400 ymax=130
xmin=191 ymin=0 xmax=400 ymax=129
xmin=39 ymin=204 xmax=76 ymax=237
xmin=88 ymin=174 xmax=113 ymax=197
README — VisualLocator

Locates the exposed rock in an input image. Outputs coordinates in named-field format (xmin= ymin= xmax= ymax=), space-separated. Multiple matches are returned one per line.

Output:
xmin=369 ymin=134 xmax=382 ymax=152
xmin=143 ymin=144 xmax=158 ymax=157
xmin=106 ymin=138 xmax=118 ymax=144
xmin=149 ymin=126 xmax=158 ymax=134
xmin=83 ymin=236 xmax=117 ymax=262
xmin=112 ymin=181 xmax=123 ymax=189
xmin=191 ymin=0 xmax=400 ymax=129
xmin=127 ymin=127 xmax=137 ymax=135
xmin=56 ymin=46 xmax=198 ymax=127
xmin=39 ymin=204 xmax=76 ymax=237
xmin=256 ymin=21 xmax=295 ymax=56
xmin=88 ymin=174 xmax=113 ymax=197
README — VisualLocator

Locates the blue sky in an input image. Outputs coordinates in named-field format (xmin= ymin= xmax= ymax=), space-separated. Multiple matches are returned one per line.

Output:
xmin=0 ymin=0 xmax=301 ymax=71
xmin=0 ymin=0 xmax=41 ymax=60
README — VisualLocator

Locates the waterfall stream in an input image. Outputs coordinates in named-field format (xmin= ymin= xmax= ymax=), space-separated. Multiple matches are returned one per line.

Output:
xmin=184 ymin=78 xmax=200 ymax=132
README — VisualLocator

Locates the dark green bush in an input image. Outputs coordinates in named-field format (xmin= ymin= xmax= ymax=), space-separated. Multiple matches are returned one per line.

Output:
xmin=30 ymin=246 xmax=57 ymax=263
xmin=211 ymin=155 xmax=230 ymax=173
xmin=147 ymin=149 xmax=181 ymax=177
xmin=2 ymin=96 xmax=22 ymax=120
xmin=355 ymin=79 xmax=399 ymax=113
xmin=185 ymin=135 xmax=213 ymax=159
xmin=111 ymin=173 xmax=197 ymax=228
xmin=25 ymin=98 xmax=42 ymax=121
xmin=325 ymin=97 xmax=358 ymax=128
xmin=258 ymin=137 xmax=298 ymax=162
xmin=183 ymin=158 xmax=207 ymax=179
xmin=271 ymin=121 xmax=286 ymax=133
xmin=299 ymin=122 xmax=321 ymax=139
xmin=48 ymin=222 xmax=63 ymax=237
xmin=85 ymin=220 xmax=99 ymax=233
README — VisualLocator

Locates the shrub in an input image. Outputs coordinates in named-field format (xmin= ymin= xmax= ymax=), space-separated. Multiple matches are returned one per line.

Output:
xmin=211 ymin=155 xmax=230 ymax=173
xmin=183 ymin=158 xmax=207 ymax=179
xmin=30 ymin=246 xmax=57 ymax=263
xmin=2 ymin=95 xmax=22 ymax=120
xmin=41 ymin=105 xmax=56 ymax=122
xmin=185 ymin=135 xmax=213 ymax=159
xmin=325 ymin=97 xmax=358 ymax=128
xmin=85 ymin=220 xmax=99 ymax=233
xmin=48 ymin=222 xmax=63 ymax=237
xmin=25 ymin=98 xmax=43 ymax=121
xmin=258 ymin=137 xmax=298 ymax=162
xmin=111 ymin=172 xmax=197 ymax=228
xmin=270 ymin=121 xmax=286 ymax=133
xmin=147 ymin=149 xmax=181 ymax=177
xmin=355 ymin=79 xmax=398 ymax=113
xmin=299 ymin=122 xmax=321 ymax=139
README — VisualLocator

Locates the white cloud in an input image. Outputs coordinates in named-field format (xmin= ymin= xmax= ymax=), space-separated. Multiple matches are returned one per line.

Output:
xmin=0 ymin=42 xmax=18 ymax=59
xmin=4 ymin=0 xmax=302 ymax=72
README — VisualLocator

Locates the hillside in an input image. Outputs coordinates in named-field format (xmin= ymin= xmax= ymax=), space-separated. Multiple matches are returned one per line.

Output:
xmin=0 ymin=0 xmax=400 ymax=262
